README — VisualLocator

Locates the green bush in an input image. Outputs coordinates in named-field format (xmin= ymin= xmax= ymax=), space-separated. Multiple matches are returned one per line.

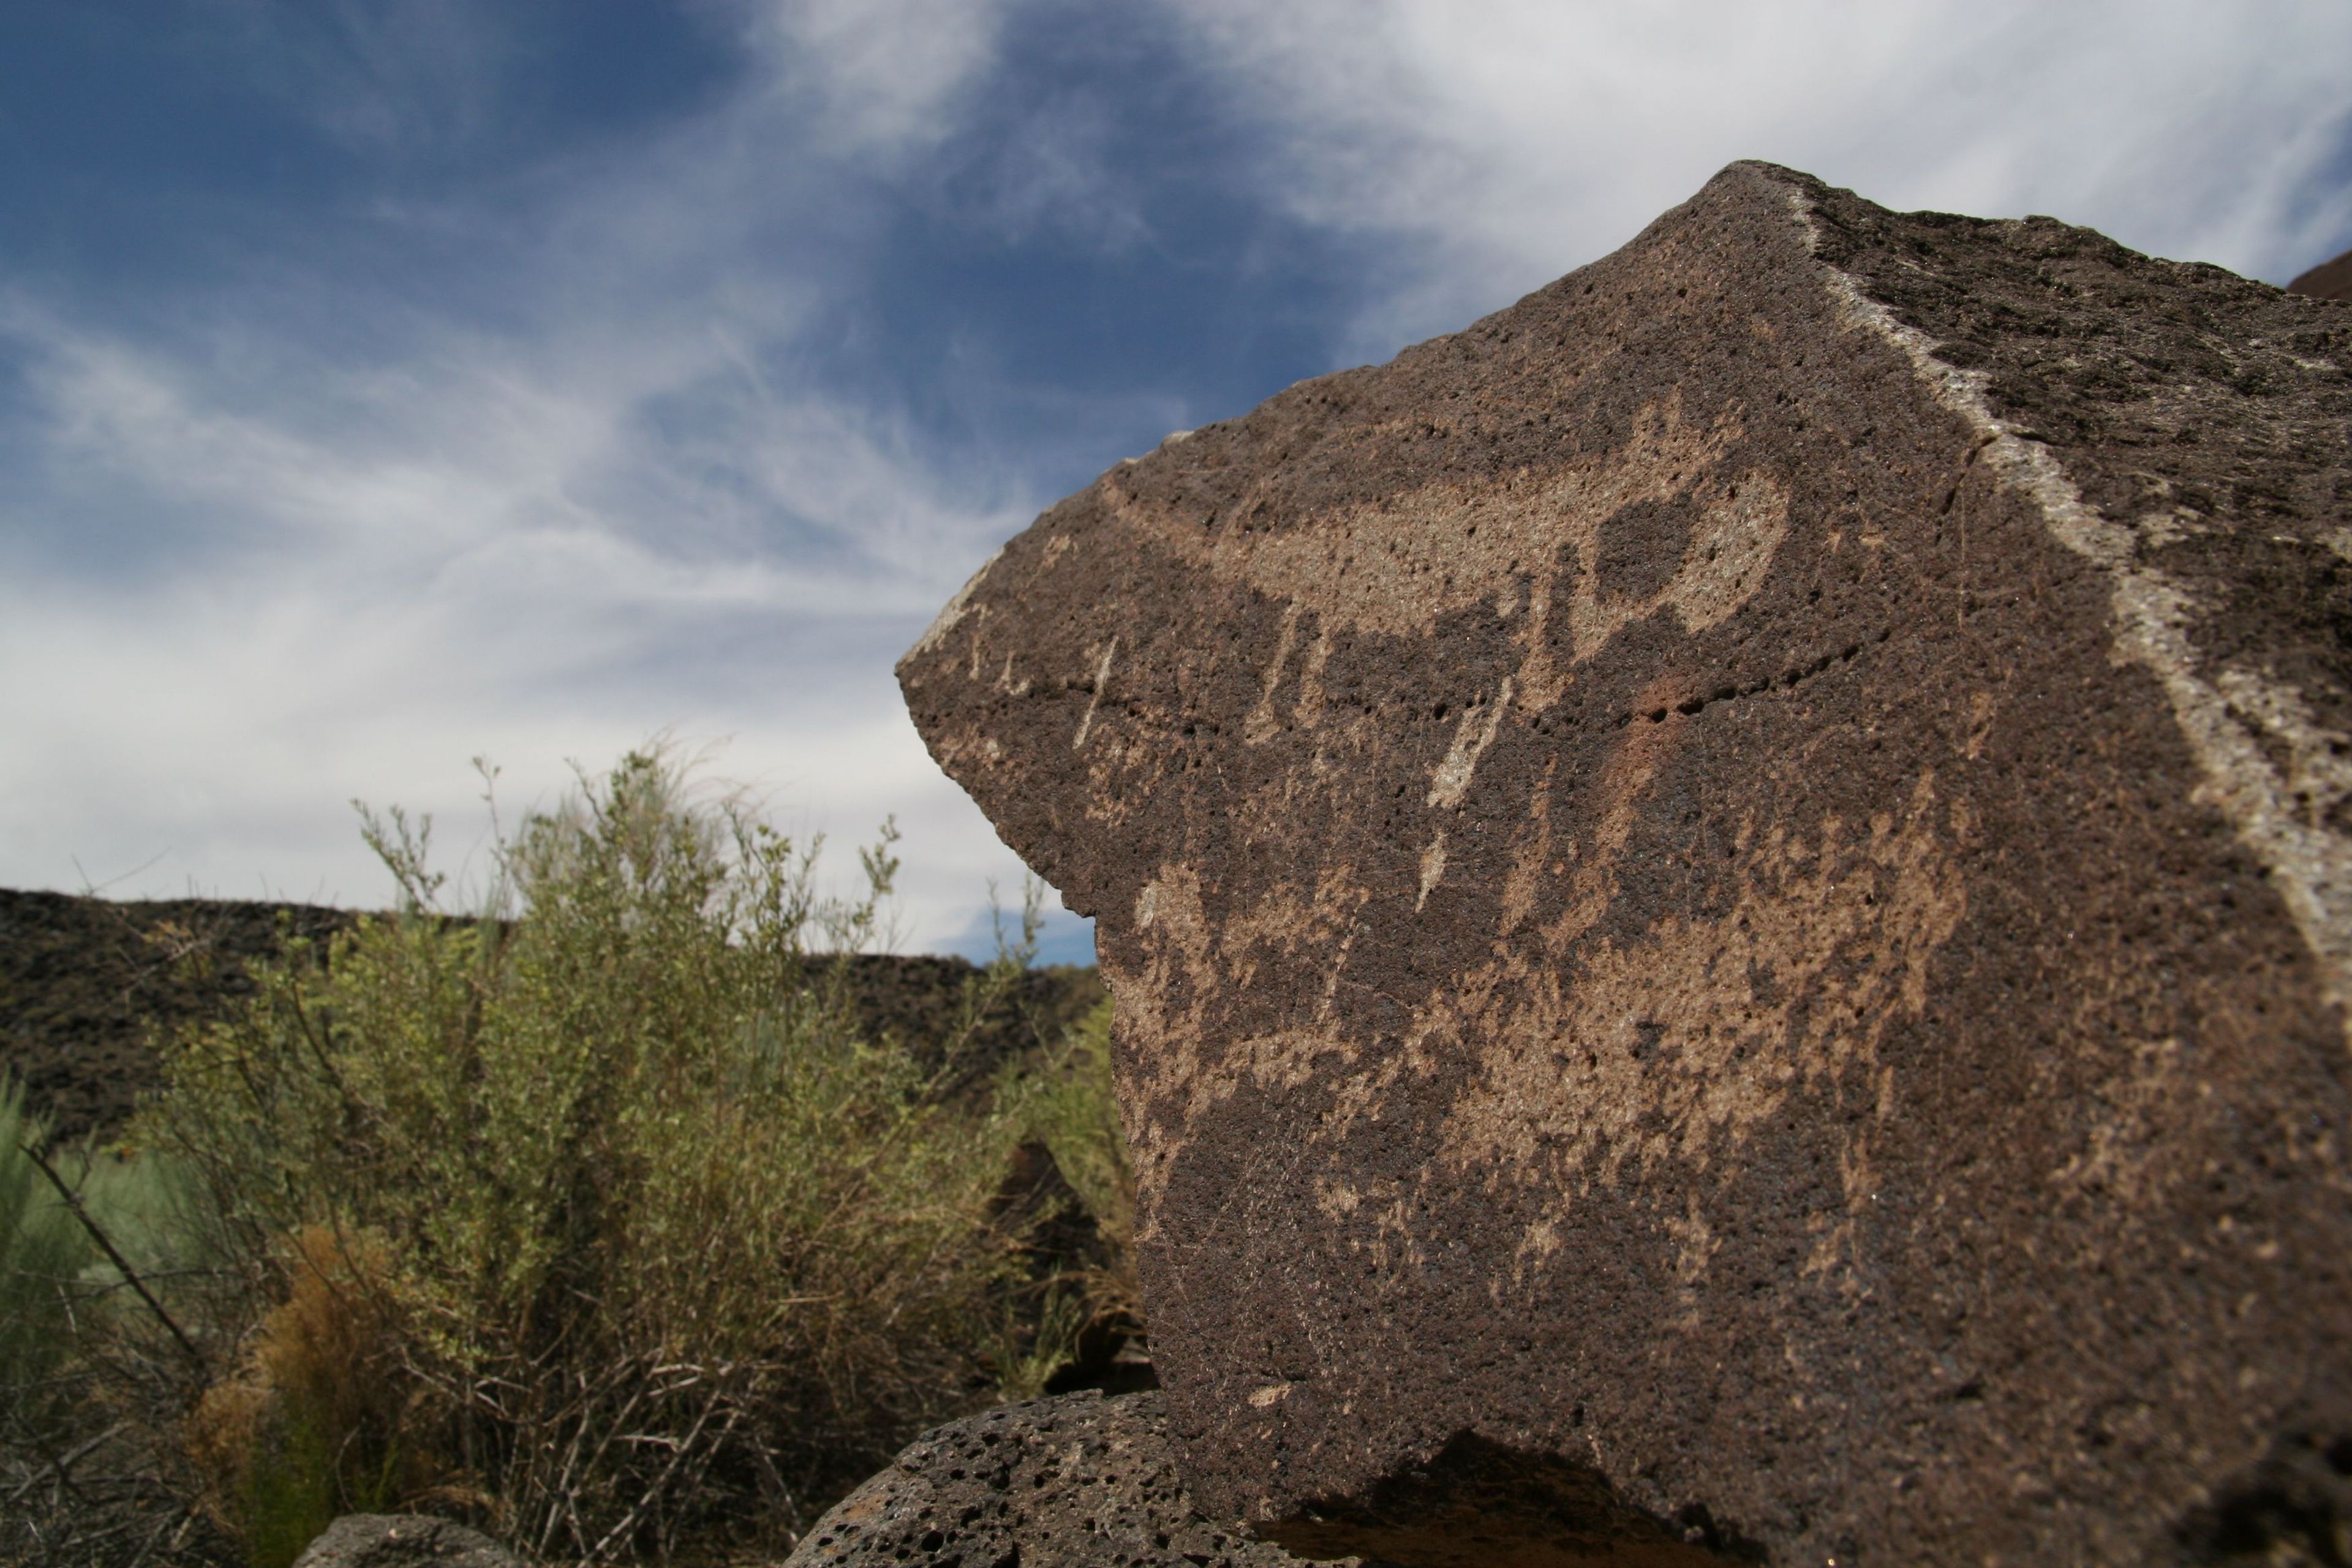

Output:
xmin=1000 ymin=995 xmax=1134 ymax=1325
xmin=1009 ymin=997 xmax=1131 ymax=1253
xmin=144 ymin=749 xmax=1065 ymax=1563
xmin=3 ymin=1079 xmax=226 ymax=1568
xmin=1 ymin=1074 xmax=93 ymax=1437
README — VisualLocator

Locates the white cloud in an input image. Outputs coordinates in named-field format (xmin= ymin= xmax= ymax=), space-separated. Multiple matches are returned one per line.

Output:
xmin=0 ymin=554 xmax=1035 ymax=946
xmin=0 ymin=4 xmax=1125 ymax=957
xmin=0 ymin=288 xmax=1037 ymax=950
xmin=1167 ymin=0 xmax=2352 ymax=346
xmin=742 ymin=0 xmax=1017 ymax=162
xmin=968 ymin=90 xmax=1153 ymax=253
xmin=0 ymin=2 xmax=1107 ymax=952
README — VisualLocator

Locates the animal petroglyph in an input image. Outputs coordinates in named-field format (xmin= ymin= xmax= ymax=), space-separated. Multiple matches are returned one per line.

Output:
xmin=900 ymin=162 xmax=2352 ymax=1566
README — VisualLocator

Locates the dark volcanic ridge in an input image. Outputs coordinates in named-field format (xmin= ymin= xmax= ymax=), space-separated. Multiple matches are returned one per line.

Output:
xmin=1 ymin=887 xmax=1102 ymax=1145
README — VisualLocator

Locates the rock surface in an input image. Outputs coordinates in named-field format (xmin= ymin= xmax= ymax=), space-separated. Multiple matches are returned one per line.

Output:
xmin=292 ymin=1515 xmax=520 ymax=1568
xmin=2291 ymin=245 xmax=2352 ymax=302
xmin=789 ymin=1391 xmax=1740 ymax=1567
xmin=783 ymin=1392 xmax=1332 ymax=1568
xmin=900 ymin=161 xmax=2352 ymax=1564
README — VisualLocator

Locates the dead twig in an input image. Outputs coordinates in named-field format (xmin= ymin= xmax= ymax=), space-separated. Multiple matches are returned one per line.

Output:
xmin=15 ymin=1140 xmax=207 ymax=1376
xmin=584 ymin=1376 xmax=737 ymax=1565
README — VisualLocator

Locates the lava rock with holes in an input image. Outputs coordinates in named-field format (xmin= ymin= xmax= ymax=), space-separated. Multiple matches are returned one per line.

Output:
xmin=897 ymin=161 xmax=2352 ymax=1567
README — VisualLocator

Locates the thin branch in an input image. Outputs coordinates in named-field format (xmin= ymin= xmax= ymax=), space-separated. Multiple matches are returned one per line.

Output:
xmin=2 ymin=1421 xmax=126 ymax=1506
xmin=15 ymin=1140 xmax=208 ymax=1375
xmin=584 ymin=1380 xmax=734 ymax=1565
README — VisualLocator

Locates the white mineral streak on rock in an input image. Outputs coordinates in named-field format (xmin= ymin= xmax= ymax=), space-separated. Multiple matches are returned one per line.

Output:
xmin=1073 ymin=636 xmax=1118 ymax=750
xmin=908 ymin=544 xmax=1002 ymax=661
xmin=2213 ymin=665 xmax=2352 ymax=843
xmin=1415 ymin=831 xmax=1448 ymax=911
xmin=1427 ymin=678 xmax=1511 ymax=809
xmin=1809 ymin=200 xmax=2352 ymax=1039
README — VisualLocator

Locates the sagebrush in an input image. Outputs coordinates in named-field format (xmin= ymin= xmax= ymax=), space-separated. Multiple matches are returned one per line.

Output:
xmin=83 ymin=748 xmax=1125 ymax=1566
xmin=2 ymin=1076 xmax=225 ymax=1568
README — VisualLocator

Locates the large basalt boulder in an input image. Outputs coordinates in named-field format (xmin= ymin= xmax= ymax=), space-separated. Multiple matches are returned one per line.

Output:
xmin=899 ymin=161 xmax=2352 ymax=1564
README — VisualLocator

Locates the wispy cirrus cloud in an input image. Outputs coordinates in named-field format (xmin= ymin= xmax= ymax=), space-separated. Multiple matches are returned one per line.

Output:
xmin=0 ymin=5 xmax=1057 ymax=946
xmin=0 ymin=279 xmax=1039 ymax=941
xmin=1167 ymin=0 xmax=2352 ymax=346
xmin=737 ymin=0 xmax=1017 ymax=162
xmin=198 ymin=0 xmax=519 ymax=157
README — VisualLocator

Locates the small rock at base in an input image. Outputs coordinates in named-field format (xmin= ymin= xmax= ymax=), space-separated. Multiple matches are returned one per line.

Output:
xmin=785 ymin=1391 xmax=1346 ymax=1568
xmin=292 ymin=1515 xmax=521 ymax=1568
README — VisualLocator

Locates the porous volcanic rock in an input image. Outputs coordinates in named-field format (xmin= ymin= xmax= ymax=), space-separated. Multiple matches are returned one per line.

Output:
xmin=2291 ymin=245 xmax=2352 ymax=303
xmin=783 ymin=1391 xmax=1338 ymax=1568
xmin=899 ymin=162 xmax=2352 ymax=1564
xmin=790 ymin=1390 xmax=1738 ymax=1567
xmin=292 ymin=1515 xmax=521 ymax=1568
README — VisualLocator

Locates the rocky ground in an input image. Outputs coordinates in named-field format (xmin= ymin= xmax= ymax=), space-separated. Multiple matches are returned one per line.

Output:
xmin=0 ymin=886 xmax=1103 ymax=1146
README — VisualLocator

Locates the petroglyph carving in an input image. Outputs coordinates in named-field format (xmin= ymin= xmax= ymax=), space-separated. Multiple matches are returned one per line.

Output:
xmin=900 ymin=162 xmax=2352 ymax=1566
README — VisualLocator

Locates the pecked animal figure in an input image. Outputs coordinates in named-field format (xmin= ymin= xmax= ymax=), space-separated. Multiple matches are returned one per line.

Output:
xmin=899 ymin=160 xmax=2352 ymax=1566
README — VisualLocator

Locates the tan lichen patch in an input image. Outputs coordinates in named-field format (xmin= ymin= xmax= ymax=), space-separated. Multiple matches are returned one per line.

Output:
xmin=1536 ymin=691 xmax=1689 ymax=957
xmin=1428 ymin=679 xmax=1513 ymax=808
xmin=1496 ymin=758 xmax=1559 ymax=937
xmin=1657 ymin=472 xmax=1794 ymax=636
xmin=1072 ymin=637 xmax=1118 ymax=750
xmin=1244 ymin=604 xmax=1306 ymax=746
xmin=906 ymin=543 xmax=1001 ymax=661
xmin=1431 ymin=771 xmax=1967 ymax=1279
xmin=993 ymin=650 xmax=1030 ymax=698
xmin=1665 ymin=1196 xmax=1722 ymax=1325
xmin=1415 ymin=832 xmax=1448 ymax=911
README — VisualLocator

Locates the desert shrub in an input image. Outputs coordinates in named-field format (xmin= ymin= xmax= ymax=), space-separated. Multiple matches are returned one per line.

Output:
xmin=1009 ymin=998 xmax=1131 ymax=1253
xmin=1 ymin=1083 xmax=230 ymax=1568
xmin=992 ymin=998 xmax=1147 ymax=1398
xmin=142 ymin=749 xmax=1055 ymax=1563
xmin=2 ymin=1074 xmax=92 ymax=1438
xmin=183 ymin=1226 xmax=412 ymax=1568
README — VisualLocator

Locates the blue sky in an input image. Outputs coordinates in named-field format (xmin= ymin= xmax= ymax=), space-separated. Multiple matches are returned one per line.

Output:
xmin=4 ymin=1 xmax=2348 ymax=965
